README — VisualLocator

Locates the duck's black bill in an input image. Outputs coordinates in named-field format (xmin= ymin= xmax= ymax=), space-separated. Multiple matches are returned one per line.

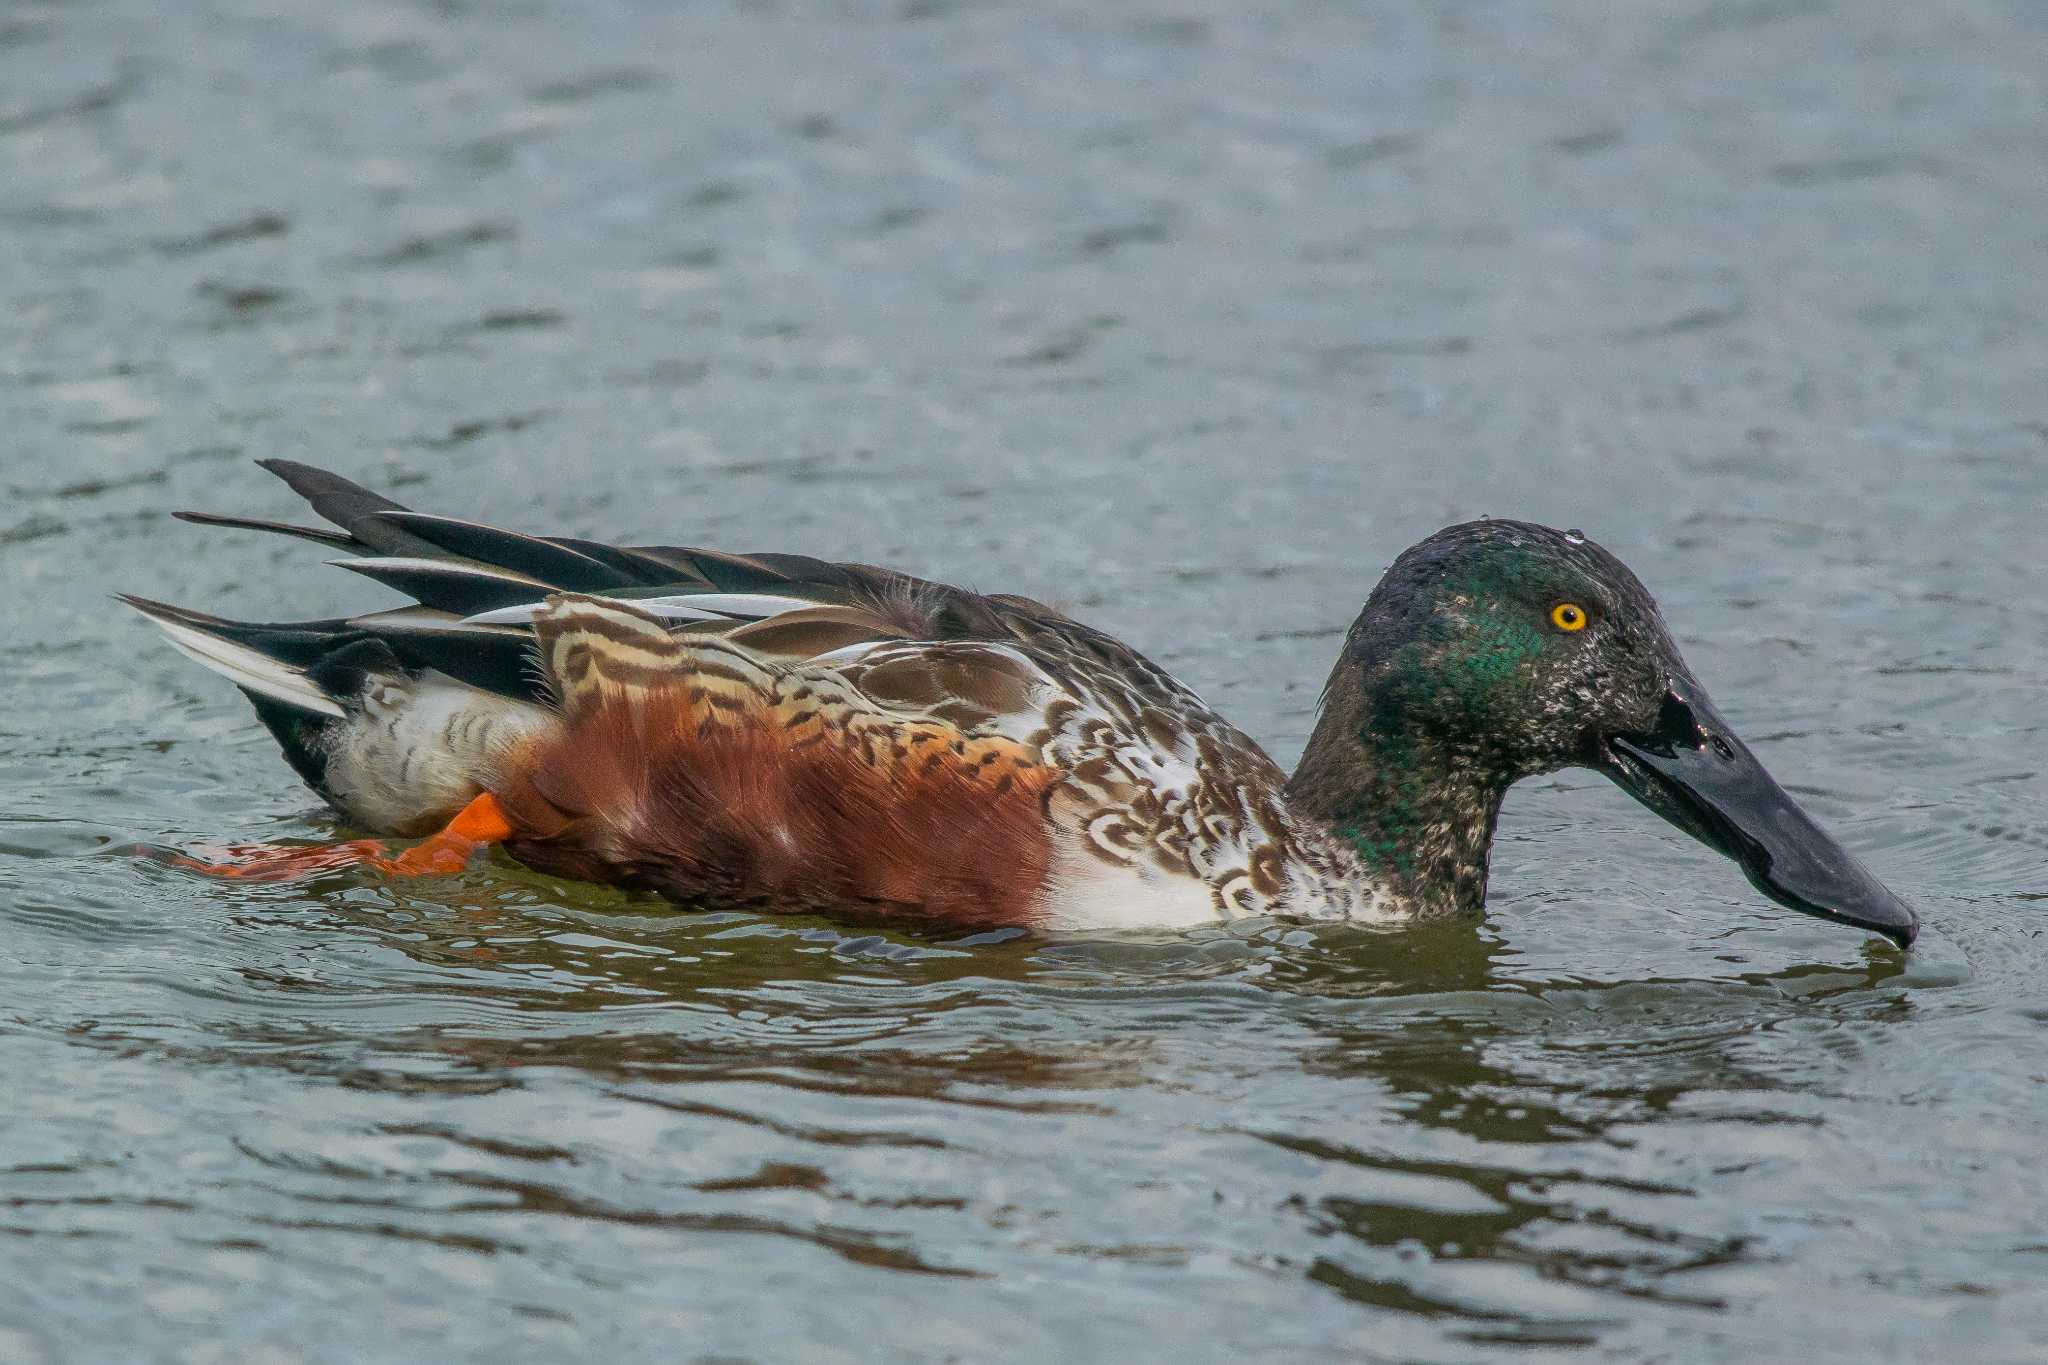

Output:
xmin=1595 ymin=690 xmax=1918 ymax=948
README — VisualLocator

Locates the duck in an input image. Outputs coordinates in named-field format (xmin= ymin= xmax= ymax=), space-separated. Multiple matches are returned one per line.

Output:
xmin=125 ymin=459 xmax=1918 ymax=947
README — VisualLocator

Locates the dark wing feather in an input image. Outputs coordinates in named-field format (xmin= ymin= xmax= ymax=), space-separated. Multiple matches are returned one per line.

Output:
xmin=332 ymin=556 xmax=554 ymax=616
xmin=545 ymin=537 xmax=716 ymax=587
xmin=624 ymin=546 xmax=818 ymax=593
xmin=152 ymin=460 xmax=1075 ymax=710
xmin=256 ymin=459 xmax=412 ymax=545
xmin=358 ymin=513 xmax=640 ymax=593
xmin=238 ymin=460 xmax=1018 ymax=639
xmin=170 ymin=510 xmax=356 ymax=550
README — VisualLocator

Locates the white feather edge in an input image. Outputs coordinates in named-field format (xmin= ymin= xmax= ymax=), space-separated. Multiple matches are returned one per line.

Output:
xmin=459 ymin=592 xmax=823 ymax=626
xmin=138 ymin=613 xmax=346 ymax=718
xmin=330 ymin=556 xmax=550 ymax=585
xmin=349 ymin=606 xmax=527 ymax=636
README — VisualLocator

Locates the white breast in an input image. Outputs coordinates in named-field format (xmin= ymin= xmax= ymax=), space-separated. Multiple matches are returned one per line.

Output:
xmin=1034 ymin=842 xmax=1224 ymax=931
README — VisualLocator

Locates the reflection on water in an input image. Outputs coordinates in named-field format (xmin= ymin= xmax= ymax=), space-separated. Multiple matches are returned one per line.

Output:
xmin=4 ymin=0 xmax=2047 ymax=1358
xmin=21 ymin=869 xmax=1955 ymax=1358
xmin=1283 ymin=958 xmax=1903 ymax=1343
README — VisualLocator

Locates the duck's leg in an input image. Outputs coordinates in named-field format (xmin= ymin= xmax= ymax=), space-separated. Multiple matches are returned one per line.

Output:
xmin=168 ymin=792 xmax=514 ymax=882
xmin=370 ymin=791 xmax=516 ymax=875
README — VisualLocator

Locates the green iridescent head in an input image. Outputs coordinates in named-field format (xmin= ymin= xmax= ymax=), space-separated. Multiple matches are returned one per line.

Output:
xmin=1344 ymin=519 xmax=1674 ymax=774
xmin=1291 ymin=519 xmax=1917 ymax=946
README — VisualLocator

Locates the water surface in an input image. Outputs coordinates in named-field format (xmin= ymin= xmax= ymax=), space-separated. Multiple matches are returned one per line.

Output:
xmin=2 ymin=1 xmax=2045 ymax=1360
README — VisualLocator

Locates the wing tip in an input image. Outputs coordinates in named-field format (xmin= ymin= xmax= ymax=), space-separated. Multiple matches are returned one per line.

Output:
xmin=254 ymin=456 xmax=320 ymax=483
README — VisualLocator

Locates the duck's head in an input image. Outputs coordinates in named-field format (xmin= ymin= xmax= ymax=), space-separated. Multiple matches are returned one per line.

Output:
xmin=1290 ymin=519 xmax=1918 ymax=947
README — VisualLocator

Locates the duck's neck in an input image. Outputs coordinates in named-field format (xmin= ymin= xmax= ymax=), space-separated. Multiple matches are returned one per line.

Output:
xmin=1284 ymin=667 xmax=1511 ymax=918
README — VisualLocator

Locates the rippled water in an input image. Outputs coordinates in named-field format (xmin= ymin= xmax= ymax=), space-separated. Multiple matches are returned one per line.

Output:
xmin=3 ymin=1 xmax=2046 ymax=1359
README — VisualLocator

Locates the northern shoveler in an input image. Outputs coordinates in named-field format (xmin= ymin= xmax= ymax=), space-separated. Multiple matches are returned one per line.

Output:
xmin=126 ymin=460 xmax=1918 ymax=947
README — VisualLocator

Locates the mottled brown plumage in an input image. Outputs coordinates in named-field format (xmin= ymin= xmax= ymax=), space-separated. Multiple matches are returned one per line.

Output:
xmin=490 ymin=597 xmax=1060 ymax=925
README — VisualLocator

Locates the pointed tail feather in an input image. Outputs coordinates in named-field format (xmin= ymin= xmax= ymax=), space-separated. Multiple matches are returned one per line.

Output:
xmin=123 ymin=593 xmax=556 ymax=833
xmin=119 ymin=595 xmax=346 ymax=718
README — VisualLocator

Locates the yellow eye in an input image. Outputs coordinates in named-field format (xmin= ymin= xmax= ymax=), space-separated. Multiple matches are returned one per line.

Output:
xmin=1550 ymin=602 xmax=1588 ymax=632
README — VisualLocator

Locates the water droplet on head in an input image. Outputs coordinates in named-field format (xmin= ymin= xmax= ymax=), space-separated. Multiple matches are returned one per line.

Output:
xmin=1564 ymin=528 xmax=1586 ymax=545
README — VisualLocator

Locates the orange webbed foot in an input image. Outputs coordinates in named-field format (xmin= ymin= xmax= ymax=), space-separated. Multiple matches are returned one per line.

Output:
xmin=164 ymin=793 xmax=514 ymax=884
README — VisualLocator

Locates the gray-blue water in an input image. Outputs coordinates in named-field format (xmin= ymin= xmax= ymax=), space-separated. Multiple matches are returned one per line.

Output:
xmin=2 ymin=1 xmax=2045 ymax=1360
